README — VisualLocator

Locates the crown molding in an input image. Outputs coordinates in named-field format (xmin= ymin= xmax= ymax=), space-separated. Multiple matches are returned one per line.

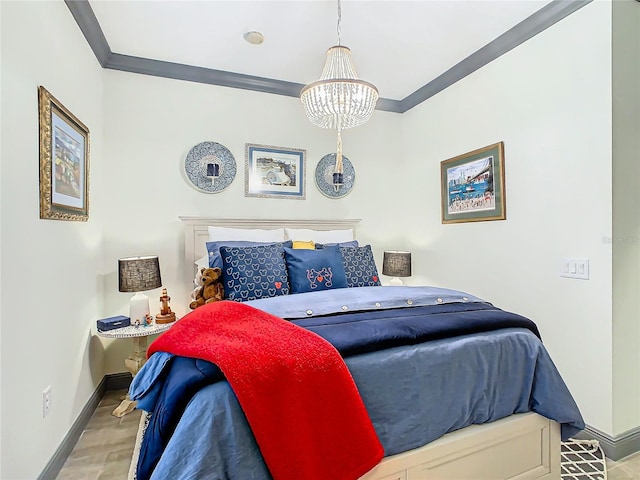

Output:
xmin=65 ymin=0 xmax=591 ymax=114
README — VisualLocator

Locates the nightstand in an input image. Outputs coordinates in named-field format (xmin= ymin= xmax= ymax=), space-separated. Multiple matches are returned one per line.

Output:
xmin=97 ymin=322 xmax=174 ymax=417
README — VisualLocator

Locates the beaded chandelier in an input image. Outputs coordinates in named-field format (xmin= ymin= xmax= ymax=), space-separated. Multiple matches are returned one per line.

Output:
xmin=300 ymin=46 xmax=379 ymax=131
xmin=300 ymin=0 xmax=378 ymax=191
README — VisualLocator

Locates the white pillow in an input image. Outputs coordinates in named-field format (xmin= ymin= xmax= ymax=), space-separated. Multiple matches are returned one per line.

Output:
xmin=208 ymin=226 xmax=286 ymax=242
xmin=285 ymin=228 xmax=354 ymax=244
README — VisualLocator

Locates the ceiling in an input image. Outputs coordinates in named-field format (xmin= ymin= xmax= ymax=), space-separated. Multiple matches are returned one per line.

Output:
xmin=73 ymin=0 xmax=589 ymax=112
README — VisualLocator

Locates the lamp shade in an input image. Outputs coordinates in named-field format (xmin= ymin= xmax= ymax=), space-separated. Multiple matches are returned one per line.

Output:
xmin=118 ymin=256 xmax=162 ymax=293
xmin=382 ymin=251 xmax=412 ymax=278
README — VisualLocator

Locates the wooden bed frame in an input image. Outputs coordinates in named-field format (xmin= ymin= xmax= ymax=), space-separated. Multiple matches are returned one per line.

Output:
xmin=179 ymin=216 xmax=562 ymax=480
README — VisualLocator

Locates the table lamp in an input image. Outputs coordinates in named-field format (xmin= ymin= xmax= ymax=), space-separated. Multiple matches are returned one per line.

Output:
xmin=118 ymin=256 xmax=162 ymax=325
xmin=382 ymin=251 xmax=412 ymax=286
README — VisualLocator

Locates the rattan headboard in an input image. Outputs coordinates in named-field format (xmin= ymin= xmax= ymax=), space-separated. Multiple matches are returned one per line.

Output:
xmin=178 ymin=217 xmax=361 ymax=285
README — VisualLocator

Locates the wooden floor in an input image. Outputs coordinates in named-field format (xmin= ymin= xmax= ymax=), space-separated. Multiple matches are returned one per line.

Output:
xmin=56 ymin=390 xmax=141 ymax=480
xmin=56 ymin=389 xmax=640 ymax=479
xmin=608 ymin=454 xmax=640 ymax=479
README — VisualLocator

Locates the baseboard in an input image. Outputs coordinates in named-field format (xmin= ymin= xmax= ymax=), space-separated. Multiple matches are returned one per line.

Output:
xmin=105 ymin=371 xmax=134 ymax=391
xmin=37 ymin=373 xmax=133 ymax=480
xmin=574 ymin=424 xmax=640 ymax=461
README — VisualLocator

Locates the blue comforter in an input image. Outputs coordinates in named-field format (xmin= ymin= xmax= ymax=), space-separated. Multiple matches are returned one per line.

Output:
xmin=130 ymin=286 xmax=584 ymax=480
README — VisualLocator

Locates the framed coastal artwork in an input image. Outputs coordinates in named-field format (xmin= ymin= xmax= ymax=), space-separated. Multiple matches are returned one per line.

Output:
xmin=245 ymin=143 xmax=306 ymax=200
xmin=38 ymin=86 xmax=90 ymax=221
xmin=440 ymin=142 xmax=505 ymax=224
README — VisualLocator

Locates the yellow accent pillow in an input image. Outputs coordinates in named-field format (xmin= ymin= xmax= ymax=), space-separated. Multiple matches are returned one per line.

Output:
xmin=292 ymin=240 xmax=316 ymax=250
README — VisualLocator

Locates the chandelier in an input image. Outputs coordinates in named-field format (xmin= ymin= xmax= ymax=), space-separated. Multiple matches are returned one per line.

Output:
xmin=300 ymin=0 xmax=378 ymax=191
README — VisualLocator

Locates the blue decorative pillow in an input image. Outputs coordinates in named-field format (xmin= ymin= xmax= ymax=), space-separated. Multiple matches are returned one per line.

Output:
xmin=283 ymin=246 xmax=348 ymax=294
xmin=315 ymin=240 xmax=359 ymax=249
xmin=339 ymin=245 xmax=382 ymax=287
xmin=220 ymin=244 xmax=290 ymax=301
xmin=207 ymin=240 xmax=292 ymax=268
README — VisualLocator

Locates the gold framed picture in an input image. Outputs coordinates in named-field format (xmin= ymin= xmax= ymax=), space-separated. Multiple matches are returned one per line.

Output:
xmin=38 ymin=86 xmax=90 ymax=221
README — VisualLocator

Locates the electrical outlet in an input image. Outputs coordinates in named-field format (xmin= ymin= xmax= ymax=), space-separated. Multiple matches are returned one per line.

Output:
xmin=43 ymin=386 xmax=52 ymax=418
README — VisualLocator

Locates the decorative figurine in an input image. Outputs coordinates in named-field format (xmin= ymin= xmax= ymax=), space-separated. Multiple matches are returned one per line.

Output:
xmin=156 ymin=287 xmax=177 ymax=324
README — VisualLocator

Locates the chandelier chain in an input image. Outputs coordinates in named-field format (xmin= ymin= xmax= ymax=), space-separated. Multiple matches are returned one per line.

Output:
xmin=337 ymin=0 xmax=342 ymax=45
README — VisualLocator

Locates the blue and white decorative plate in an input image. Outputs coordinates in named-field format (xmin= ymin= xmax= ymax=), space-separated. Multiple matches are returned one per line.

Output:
xmin=184 ymin=141 xmax=236 ymax=193
xmin=315 ymin=153 xmax=355 ymax=199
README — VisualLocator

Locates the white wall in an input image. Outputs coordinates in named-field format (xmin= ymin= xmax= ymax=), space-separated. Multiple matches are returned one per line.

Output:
xmin=0 ymin=2 xmax=104 ymax=479
xmin=611 ymin=0 xmax=640 ymax=435
xmin=401 ymin=2 xmax=615 ymax=433
xmin=98 ymin=70 xmax=404 ymax=372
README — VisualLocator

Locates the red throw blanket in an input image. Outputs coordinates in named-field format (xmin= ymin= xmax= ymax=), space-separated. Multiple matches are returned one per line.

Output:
xmin=148 ymin=301 xmax=383 ymax=480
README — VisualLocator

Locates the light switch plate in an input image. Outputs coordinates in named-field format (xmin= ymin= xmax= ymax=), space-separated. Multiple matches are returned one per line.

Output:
xmin=560 ymin=257 xmax=589 ymax=280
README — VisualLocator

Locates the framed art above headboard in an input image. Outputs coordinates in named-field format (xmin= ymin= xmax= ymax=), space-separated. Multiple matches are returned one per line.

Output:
xmin=178 ymin=217 xmax=361 ymax=285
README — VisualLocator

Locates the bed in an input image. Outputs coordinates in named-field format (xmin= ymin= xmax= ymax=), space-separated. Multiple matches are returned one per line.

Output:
xmin=128 ymin=217 xmax=584 ymax=480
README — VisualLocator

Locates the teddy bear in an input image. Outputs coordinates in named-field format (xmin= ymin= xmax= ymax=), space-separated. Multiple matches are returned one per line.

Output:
xmin=189 ymin=267 xmax=225 ymax=309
